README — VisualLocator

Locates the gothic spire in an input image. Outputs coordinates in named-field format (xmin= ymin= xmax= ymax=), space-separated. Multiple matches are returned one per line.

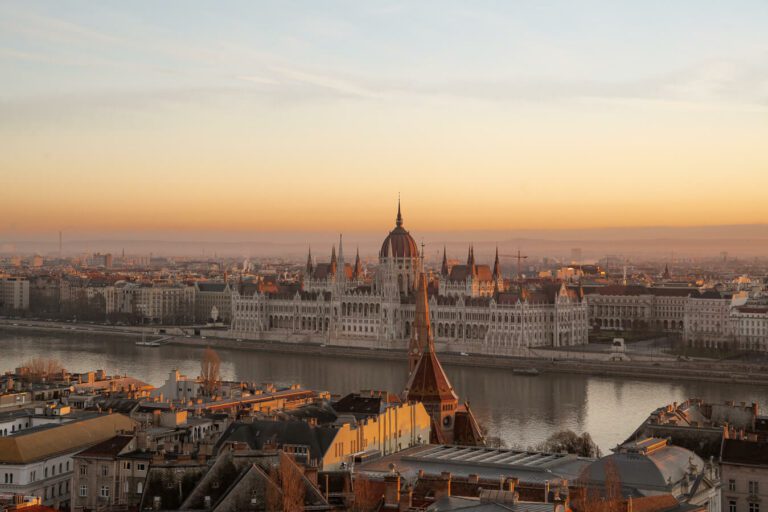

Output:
xmin=330 ymin=244 xmax=337 ymax=275
xmin=441 ymin=246 xmax=449 ymax=276
xmin=493 ymin=246 xmax=500 ymax=279
xmin=353 ymin=247 xmax=362 ymax=279
xmin=396 ymin=195 xmax=403 ymax=228
xmin=306 ymin=246 xmax=313 ymax=275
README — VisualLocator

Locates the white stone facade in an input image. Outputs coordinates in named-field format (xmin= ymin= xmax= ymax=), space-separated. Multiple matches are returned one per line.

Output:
xmin=231 ymin=209 xmax=588 ymax=354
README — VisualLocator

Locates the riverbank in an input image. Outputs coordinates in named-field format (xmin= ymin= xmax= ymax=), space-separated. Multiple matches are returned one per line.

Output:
xmin=2 ymin=319 xmax=767 ymax=386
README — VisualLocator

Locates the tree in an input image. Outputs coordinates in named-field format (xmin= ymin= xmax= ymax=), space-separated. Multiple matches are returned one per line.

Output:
xmin=536 ymin=430 xmax=602 ymax=458
xmin=20 ymin=357 xmax=64 ymax=382
xmin=199 ymin=347 xmax=221 ymax=397
xmin=279 ymin=451 xmax=306 ymax=512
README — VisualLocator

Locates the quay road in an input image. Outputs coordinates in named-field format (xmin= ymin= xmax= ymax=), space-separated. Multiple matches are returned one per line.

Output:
xmin=2 ymin=318 xmax=768 ymax=386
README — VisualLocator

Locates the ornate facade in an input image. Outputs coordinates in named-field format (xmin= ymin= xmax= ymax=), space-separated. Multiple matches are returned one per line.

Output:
xmin=231 ymin=203 xmax=589 ymax=354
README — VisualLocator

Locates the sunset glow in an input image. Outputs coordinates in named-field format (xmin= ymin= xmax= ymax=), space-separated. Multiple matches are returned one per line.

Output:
xmin=1 ymin=1 xmax=767 ymax=234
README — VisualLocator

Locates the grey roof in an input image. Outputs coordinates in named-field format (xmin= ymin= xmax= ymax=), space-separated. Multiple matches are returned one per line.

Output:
xmin=582 ymin=443 xmax=704 ymax=493
xmin=357 ymin=444 xmax=592 ymax=485
xmin=427 ymin=495 xmax=553 ymax=512
xmin=215 ymin=420 xmax=338 ymax=462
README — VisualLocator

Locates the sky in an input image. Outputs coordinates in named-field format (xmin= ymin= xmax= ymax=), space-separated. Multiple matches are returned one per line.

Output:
xmin=1 ymin=1 xmax=767 ymax=239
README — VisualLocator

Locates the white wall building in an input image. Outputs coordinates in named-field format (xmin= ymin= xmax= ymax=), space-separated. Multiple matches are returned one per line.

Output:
xmin=0 ymin=277 xmax=30 ymax=313
xmin=231 ymin=204 xmax=589 ymax=354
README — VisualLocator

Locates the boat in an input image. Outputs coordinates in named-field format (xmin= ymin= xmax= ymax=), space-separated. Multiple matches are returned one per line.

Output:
xmin=512 ymin=367 xmax=540 ymax=376
xmin=135 ymin=332 xmax=160 ymax=347
xmin=135 ymin=341 xmax=160 ymax=347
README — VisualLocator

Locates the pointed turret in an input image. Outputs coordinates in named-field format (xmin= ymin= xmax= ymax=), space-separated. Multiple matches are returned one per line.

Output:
xmin=306 ymin=247 xmax=313 ymax=275
xmin=330 ymin=245 xmax=337 ymax=275
xmin=468 ymin=245 xmax=477 ymax=277
xmin=493 ymin=246 xmax=501 ymax=279
xmin=353 ymin=247 xmax=362 ymax=280
xmin=396 ymin=195 xmax=403 ymax=228
xmin=662 ymin=263 xmax=671 ymax=280
xmin=441 ymin=247 xmax=449 ymax=277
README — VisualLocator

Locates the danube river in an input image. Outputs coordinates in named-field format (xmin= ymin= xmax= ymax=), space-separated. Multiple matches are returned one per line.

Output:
xmin=3 ymin=330 xmax=766 ymax=452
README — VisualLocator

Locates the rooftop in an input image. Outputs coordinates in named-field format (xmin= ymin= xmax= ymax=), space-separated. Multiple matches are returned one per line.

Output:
xmin=357 ymin=444 xmax=592 ymax=485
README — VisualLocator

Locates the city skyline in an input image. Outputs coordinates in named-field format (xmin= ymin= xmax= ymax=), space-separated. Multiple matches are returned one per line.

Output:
xmin=2 ymin=1 xmax=768 ymax=234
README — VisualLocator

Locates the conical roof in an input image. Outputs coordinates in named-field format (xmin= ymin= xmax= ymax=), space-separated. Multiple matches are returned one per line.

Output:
xmin=405 ymin=273 xmax=458 ymax=404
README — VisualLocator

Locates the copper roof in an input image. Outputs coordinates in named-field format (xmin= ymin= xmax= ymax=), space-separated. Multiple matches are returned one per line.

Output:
xmin=379 ymin=202 xmax=419 ymax=259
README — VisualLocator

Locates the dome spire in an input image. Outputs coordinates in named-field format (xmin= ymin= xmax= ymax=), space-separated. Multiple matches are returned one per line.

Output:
xmin=396 ymin=194 xmax=403 ymax=228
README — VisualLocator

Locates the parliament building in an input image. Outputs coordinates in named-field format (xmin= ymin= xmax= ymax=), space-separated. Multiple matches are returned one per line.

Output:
xmin=230 ymin=203 xmax=588 ymax=355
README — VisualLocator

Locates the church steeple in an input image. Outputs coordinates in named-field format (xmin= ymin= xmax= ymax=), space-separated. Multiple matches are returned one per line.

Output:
xmin=405 ymin=272 xmax=460 ymax=444
xmin=408 ymin=272 xmax=431 ymax=373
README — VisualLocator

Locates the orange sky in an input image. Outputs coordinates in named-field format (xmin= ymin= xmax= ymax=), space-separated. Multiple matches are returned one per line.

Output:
xmin=2 ymin=3 xmax=767 ymax=234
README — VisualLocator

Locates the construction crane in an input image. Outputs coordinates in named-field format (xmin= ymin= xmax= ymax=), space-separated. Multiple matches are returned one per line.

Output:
xmin=499 ymin=249 xmax=528 ymax=283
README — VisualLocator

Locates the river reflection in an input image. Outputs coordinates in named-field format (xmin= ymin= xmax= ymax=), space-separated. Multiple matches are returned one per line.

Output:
xmin=2 ymin=330 xmax=765 ymax=452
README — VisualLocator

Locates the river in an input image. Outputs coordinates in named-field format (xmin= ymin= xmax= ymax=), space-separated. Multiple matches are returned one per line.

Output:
xmin=2 ymin=329 xmax=765 ymax=453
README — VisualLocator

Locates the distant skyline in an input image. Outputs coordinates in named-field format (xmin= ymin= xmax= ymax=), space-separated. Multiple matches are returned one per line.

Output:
xmin=1 ymin=1 xmax=767 ymax=233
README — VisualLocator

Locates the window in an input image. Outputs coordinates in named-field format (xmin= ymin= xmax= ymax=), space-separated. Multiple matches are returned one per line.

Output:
xmin=137 ymin=481 xmax=143 ymax=494
xmin=750 ymin=481 xmax=760 ymax=495
xmin=31 ymin=470 xmax=36 ymax=482
xmin=79 ymin=485 xmax=87 ymax=497
xmin=100 ymin=486 xmax=110 ymax=498
xmin=137 ymin=463 xmax=146 ymax=471
xmin=749 ymin=503 xmax=760 ymax=512
xmin=728 ymin=501 xmax=737 ymax=512
xmin=101 ymin=465 xmax=108 ymax=476
xmin=79 ymin=465 xmax=87 ymax=476
xmin=730 ymin=480 xmax=737 ymax=491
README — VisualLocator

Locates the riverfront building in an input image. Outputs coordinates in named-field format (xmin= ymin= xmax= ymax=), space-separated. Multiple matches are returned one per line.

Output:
xmin=231 ymin=203 xmax=589 ymax=355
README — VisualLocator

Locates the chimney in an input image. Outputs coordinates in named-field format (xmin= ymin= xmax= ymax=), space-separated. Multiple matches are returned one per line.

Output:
xmin=435 ymin=472 xmax=452 ymax=500
xmin=399 ymin=484 xmax=413 ymax=512
xmin=507 ymin=477 xmax=519 ymax=494
xmin=384 ymin=474 xmax=401 ymax=508
xmin=552 ymin=480 xmax=569 ymax=510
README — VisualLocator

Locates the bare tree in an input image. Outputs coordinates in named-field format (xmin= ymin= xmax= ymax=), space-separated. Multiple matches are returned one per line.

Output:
xmin=20 ymin=357 xmax=64 ymax=382
xmin=536 ymin=430 xmax=602 ymax=458
xmin=199 ymin=347 xmax=221 ymax=397
xmin=279 ymin=451 xmax=306 ymax=512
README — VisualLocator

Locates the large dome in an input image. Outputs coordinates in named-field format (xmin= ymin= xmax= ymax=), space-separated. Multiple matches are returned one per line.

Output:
xmin=380 ymin=203 xmax=419 ymax=259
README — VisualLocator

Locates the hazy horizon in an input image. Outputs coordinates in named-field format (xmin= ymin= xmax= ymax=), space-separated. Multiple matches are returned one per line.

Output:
xmin=4 ymin=222 xmax=768 ymax=259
